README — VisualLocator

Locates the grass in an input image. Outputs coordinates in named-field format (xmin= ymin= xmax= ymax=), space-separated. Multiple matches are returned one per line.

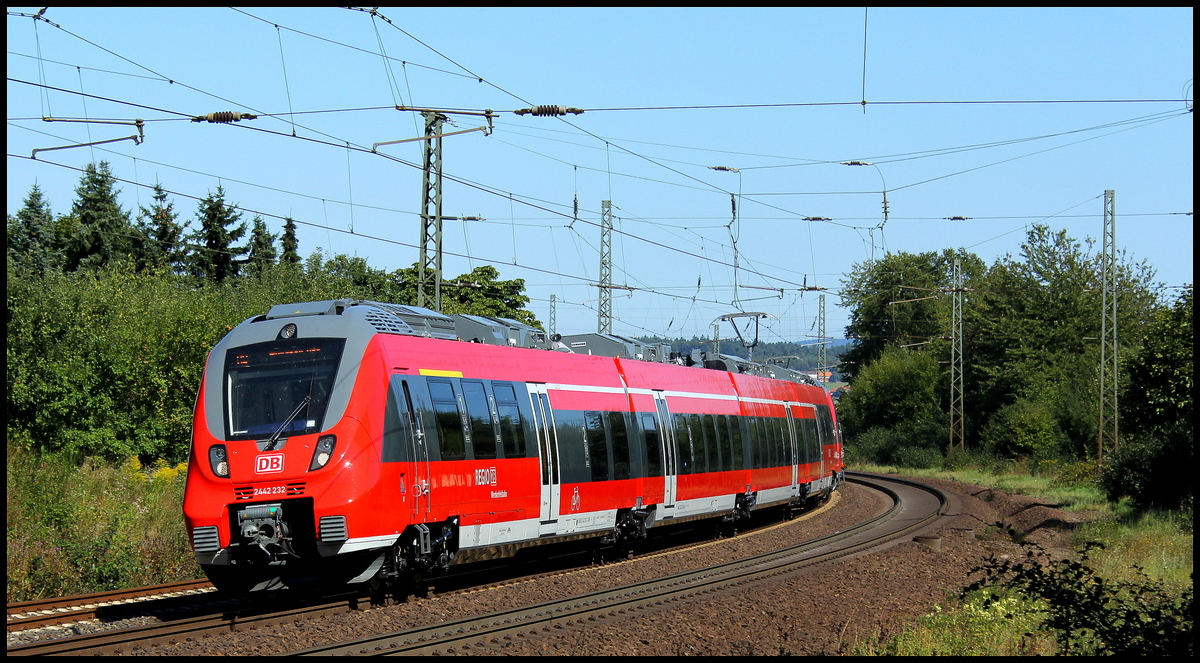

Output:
xmin=6 ymin=442 xmax=201 ymax=602
xmin=849 ymin=461 xmax=1193 ymax=655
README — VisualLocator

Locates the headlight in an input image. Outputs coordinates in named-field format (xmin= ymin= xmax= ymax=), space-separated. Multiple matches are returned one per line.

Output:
xmin=209 ymin=444 xmax=229 ymax=478
xmin=309 ymin=435 xmax=336 ymax=471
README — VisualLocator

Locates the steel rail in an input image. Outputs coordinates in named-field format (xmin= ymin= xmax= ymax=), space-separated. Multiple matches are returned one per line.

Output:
xmin=6 ymin=579 xmax=215 ymax=633
xmin=291 ymin=472 xmax=948 ymax=656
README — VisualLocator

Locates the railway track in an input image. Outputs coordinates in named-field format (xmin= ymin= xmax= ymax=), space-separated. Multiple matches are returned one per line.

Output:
xmin=7 ymin=472 xmax=946 ymax=656
xmin=293 ymin=471 xmax=950 ymax=656
xmin=6 ymin=579 xmax=216 ymax=633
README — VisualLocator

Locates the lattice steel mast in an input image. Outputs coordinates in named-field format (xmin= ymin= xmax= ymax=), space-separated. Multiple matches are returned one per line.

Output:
xmin=949 ymin=257 xmax=965 ymax=451
xmin=598 ymin=200 xmax=613 ymax=334
xmin=417 ymin=111 xmax=446 ymax=311
xmin=1098 ymin=190 xmax=1119 ymax=472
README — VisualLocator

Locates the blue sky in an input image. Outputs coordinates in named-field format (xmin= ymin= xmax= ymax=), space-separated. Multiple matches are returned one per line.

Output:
xmin=7 ymin=8 xmax=1193 ymax=347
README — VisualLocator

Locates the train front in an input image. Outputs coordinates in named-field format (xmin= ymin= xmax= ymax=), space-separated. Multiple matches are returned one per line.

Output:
xmin=183 ymin=300 xmax=393 ymax=593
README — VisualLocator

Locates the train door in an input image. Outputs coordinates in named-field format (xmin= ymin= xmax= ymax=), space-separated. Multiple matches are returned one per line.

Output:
xmin=528 ymin=383 xmax=561 ymax=535
xmin=804 ymin=404 xmax=825 ymax=481
xmin=652 ymin=391 xmax=678 ymax=514
xmin=785 ymin=404 xmax=799 ymax=489
xmin=390 ymin=375 xmax=432 ymax=518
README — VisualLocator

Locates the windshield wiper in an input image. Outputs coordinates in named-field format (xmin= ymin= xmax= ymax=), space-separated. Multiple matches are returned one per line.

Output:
xmin=264 ymin=396 xmax=311 ymax=451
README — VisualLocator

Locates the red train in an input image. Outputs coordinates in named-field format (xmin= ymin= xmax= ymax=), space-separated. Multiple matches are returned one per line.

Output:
xmin=183 ymin=300 xmax=844 ymax=592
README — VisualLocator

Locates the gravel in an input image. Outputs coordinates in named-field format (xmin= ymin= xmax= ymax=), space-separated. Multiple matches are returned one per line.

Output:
xmin=106 ymin=474 xmax=1090 ymax=656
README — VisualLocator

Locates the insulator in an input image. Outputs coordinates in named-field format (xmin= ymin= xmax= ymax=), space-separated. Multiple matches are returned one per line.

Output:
xmin=534 ymin=105 xmax=566 ymax=116
xmin=192 ymin=111 xmax=257 ymax=123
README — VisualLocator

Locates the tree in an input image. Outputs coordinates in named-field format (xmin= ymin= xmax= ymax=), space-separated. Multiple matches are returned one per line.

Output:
xmin=967 ymin=225 xmax=1162 ymax=458
xmin=62 ymin=162 xmax=135 ymax=272
xmin=186 ymin=186 xmax=247 ymax=282
xmin=1102 ymin=285 xmax=1193 ymax=509
xmin=280 ymin=216 xmax=301 ymax=266
xmin=134 ymin=184 xmax=187 ymax=274
xmin=245 ymin=216 xmax=278 ymax=275
xmin=838 ymin=248 xmax=984 ymax=383
xmin=7 ymin=183 xmax=56 ymax=272
xmin=441 ymin=265 xmax=541 ymax=327
xmin=837 ymin=346 xmax=946 ymax=466
xmin=1121 ymin=285 xmax=1192 ymax=438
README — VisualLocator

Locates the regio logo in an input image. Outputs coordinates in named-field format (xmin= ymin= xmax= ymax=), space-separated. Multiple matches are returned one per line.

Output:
xmin=474 ymin=467 xmax=497 ymax=486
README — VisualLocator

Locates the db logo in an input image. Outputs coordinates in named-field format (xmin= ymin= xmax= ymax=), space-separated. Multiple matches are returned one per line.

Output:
xmin=255 ymin=454 xmax=284 ymax=474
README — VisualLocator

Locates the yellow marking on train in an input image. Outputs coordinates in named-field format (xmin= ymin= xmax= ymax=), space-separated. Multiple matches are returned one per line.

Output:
xmin=419 ymin=369 xmax=464 ymax=377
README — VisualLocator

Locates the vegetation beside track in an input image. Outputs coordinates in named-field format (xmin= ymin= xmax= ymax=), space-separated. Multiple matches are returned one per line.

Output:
xmin=850 ymin=463 xmax=1193 ymax=656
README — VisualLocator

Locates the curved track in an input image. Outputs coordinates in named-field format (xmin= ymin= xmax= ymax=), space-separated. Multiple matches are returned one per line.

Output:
xmin=292 ymin=472 xmax=949 ymax=656
xmin=7 ymin=472 xmax=949 ymax=656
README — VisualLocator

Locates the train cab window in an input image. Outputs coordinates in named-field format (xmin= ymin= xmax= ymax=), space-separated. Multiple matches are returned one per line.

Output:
xmin=584 ymin=411 xmax=610 ymax=481
xmin=428 ymin=379 xmax=466 ymax=461
xmin=491 ymin=383 xmax=527 ymax=458
xmin=608 ymin=412 xmax=631 ymax=480
xmin=641 ymin=414 xmax=663 ymax=477
xmin=461 ymin=381 xmax=497 ymax=459
xmin=223 ymin=337 xmax=345 ymax=440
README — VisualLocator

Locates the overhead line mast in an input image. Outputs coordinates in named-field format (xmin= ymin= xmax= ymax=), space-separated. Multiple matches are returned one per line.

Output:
xmin=417 ymin=111 xmax=446 ymax=311
xmin=1098 ymin=190 xmax=1118 ymax=474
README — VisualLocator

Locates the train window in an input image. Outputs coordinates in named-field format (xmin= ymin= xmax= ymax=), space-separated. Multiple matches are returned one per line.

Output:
xmin=491 ymin=383 xmax=526 ymax=458
xmin=584 ymin=412 xmax=610 ymax=481
xmin=801 ymin=417 xmax=820 ymax=464
xmin=383 ymin=377 xmax=413 ymax=463
xmin=608 ymin=411 xmax=631 ymax=480
xmin=686 ymin=414 xmax=706 ymax=474
xmin=642 ymin=414 xmax=663 ymax=477
xmin=773 ymin=417 xmax=786 ymax=468
xmin=763 ymin=417 xmax=773 ymax=468
xmin=724 ymin=415 xmax=740 ymax=471
xmin=775 ymin=417 xmax=789 ymax=467
xmin=554 ymin=410 xmax=588 ymax=484
xmin=223 ymin=337 xmax=346 ymax=440
xmin=703 ymin=414 xmax=722 ymax=472
xmin=817 ymin=404 xmax=836 ymax=449
xmin=674 ymin=413 xmax=693 ymax=475
xmin=710 ymin=417 xmax=729 ymax=473
xmin=428 ymin=379 xmax=454 ymax=402
xmin=428 ymin=379 xmax=466 ymax=461
xmin=747 ymin=417 xmax=761 ymax=469
xmin=461 ymin=381 xmax=496 ymax=459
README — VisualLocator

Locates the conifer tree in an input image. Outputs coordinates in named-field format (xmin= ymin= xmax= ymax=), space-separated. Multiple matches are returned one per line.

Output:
xmin=63 ymin=161 xmax=135 ymax=272
xmin=280 ymin=216 xmax=301 ymax=266
xmin=246 ymin=215 xmax=278 ymax=274
xmin=187 ymin=186 xmax=247 ymax=282
xmin=135 ymin=183 xmax=187 ymax=274
xmin=7 ymin=183 xmax=56 ymax=272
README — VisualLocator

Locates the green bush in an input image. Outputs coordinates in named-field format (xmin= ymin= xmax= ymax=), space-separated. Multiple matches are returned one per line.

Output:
xmin=6 ymin=445 xmax=200 ymax=601
xmin=1100 ymin=422 xmax=1193 ymax=512
xmin=980 ymin=398 xmax=1067 ymax=461
xmin=964 ymin=542 xmax=1192 ymax=656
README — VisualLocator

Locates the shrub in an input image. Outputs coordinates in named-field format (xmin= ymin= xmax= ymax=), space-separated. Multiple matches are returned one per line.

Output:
xmin=964 ymin=542 xmax=1192 ymax=656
